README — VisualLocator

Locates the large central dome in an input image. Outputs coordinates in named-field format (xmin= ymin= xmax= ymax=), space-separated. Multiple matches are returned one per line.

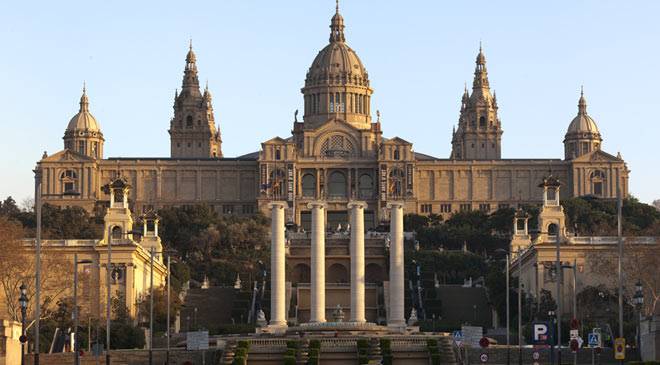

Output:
xmin=301 ymin=6 xmax=373 ymax=130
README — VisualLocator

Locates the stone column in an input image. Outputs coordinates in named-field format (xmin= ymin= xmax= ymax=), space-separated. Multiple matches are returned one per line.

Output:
xmin=308 ymin=201 xmax=326 ymax=323
xmin=348 ymin=201 xmax=367 ymax=323
xmin=269 ymin=202 xmax=287 ymax=327
xmin=387 ymin=201 xmax=406 ymax=328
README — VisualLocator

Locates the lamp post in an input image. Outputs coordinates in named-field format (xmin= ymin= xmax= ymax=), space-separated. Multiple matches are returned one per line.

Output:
xmin=632 ymin=280 xmax=644 ymax=361
xmin=517 ymin=248 xmax=523 ymax=365
xmin=494 ymin=248 xmax=511 ymax=365
xmin=33 ymin=168 xmax=81 ymax=365
xmin=73 ymin=254 xmax=94 ymax=365
xmin=548 ymin=310 xmax=556 ymax=365
xmin=19 ymin=283 xmax=28 ymax=365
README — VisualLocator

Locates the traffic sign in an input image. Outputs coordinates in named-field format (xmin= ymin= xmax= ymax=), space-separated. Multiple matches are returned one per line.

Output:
xmin=614 ymin=337 xmax=625 ymax=360
xmin=588 ymin=332 xmax=601 ymax=348
xmin=19 ymin=335 xmax=27 ymax=343
xmin=479 ymin=337 xmax=490 ymax=348
xmin=480 ymin=353 xmax=488 ymax=363
xmin=453 ymin=330 xmax=463 ymax=346
xmin=532 ymin=322 xmax=551 ymax=345
xmin=532 ymin=351 xmax=540 ymax=360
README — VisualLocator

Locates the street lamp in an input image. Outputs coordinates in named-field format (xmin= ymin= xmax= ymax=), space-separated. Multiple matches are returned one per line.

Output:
xmin=19 ymin=283 xmax=28 ymax=365
xmin=73 ymin=254 xmax=93 ymax=365
xmin=633 ymin=280 xmax=644 ymax=360
xmin=494 ymin=248 xmax=510 ymax=365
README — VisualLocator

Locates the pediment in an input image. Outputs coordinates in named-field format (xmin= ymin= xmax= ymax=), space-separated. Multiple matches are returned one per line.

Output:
xmin=40 ymin=149 xmax=95 ymax=163
xmin=261 ymin=136 xmax=290 ymax=145
xmin=382 ymin=136 xmax=412 ymax=146
xmin=312 ymin=118 xmax=362 ymax=137
xmin=573 ymin=149 xmax=621 ymax=163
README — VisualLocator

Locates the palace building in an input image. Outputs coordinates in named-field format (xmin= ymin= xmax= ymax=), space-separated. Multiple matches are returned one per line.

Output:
xmin=35 ymin=5 xmax=630 ymax=230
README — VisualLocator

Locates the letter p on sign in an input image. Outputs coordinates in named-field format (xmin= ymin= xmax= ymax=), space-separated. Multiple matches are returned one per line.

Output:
xmin=533 ymin=323 xmax=549 ymax=344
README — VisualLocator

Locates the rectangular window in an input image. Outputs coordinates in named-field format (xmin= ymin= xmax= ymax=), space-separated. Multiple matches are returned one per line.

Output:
xmin=479 ymin=203 xmax=491 ymax=212
xmin=460 ymin=204 xmax=471 ymax=212
xmin=498 ymin=203 xmax=510 ymax=210
xmin=222 ymin=205 xmax=234 ymax=214
xmin=242 ymin=205 xmax=254 ymax=214
xmin=440 ymin=204 xmax=452 ymax=213
xmin=329 ymin=93 xmax=334 ymax=112
xmin=420 ymin=204 xmax=432 ymax=213
xmin=64 ymin=182 xmax=74 ymax=192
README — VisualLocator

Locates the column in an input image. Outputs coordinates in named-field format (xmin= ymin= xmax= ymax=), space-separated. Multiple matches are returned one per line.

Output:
xmin=269 ymin=202 xmax=287 ymax=327
xmin=308 ymin=201 xmax=326 ymax=323
xmin=387 ymin=201 xmax=405 ymax=328
xmin=348 ymin=201 xmax=367 ymax=323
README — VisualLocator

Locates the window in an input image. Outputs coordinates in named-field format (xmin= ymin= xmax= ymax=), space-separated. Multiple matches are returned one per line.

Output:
xmin=177 ymin=143 xmax=181 ymax=148
xmin=328 ymin=171 xmax=347 ymax=197
xmin=479 ymin=203 xmax=491 ymax=212
xmin=198 ymin=142 xmax=201 ymax=148
xmin=186 ymin=115 xmax=193 ymax=127
xmin=548 ymin=223 xmax=558 ymax=236
xmin=111 ymin=226 xmax=122 ymax=241
xmin=516 ymin=219 xmax=526 ymax=232
xmin=302 ymin=174 xmax=316 ymax=197
xmin=581 ymin=142 xmax=590 ymax=155
xmin=60 ymin=170 xmax=78 ymax=193
xmin=460 ymin=204 xmax=471 ymax=212
xmin=92 ymin=142 xmax=98 ymax=158
xmin=421 ymin=204 xmax=432 ymax=213
xmin=393 ymin=149 xmax=400 ymax=160
xmin=275 ymin=149 xmax=281 ymax=160
xmin=222 ymin=205 xmax=234 ymax=214
xmin=187 ymin=142 xmax=191 ymax=148
xmin=479 ymin=116 xmax=486 ymax=127
xmin=498 ymin=203 xmax=510 ymax=210
xmin=440 ymin=204 xmax=452 ymax=213
xmin=242 ymin=205 xmax=254 ymax=214
xmin=591 ymin=170 xmax=605 ymax=197
xmin=329 ymin=93 xmax=335 ymax=112
xmin=77 ymin=140 xmax=86 ymax=155
xmin=358 ymin=174 xmax=374 ymax=199
xmin=270 ymin=169 xmax=286 ymax=198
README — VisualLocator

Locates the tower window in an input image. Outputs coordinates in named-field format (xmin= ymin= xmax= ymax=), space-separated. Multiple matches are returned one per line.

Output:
xmin=329 ymin=93 xmax=335 ymax=112
xmin=198 ymin=142 xmax=201 ymax=148
xmin=186 ymin=115 xmax=193 ymax=127
xmin=479 ymin=116 xmax=486 ymax=127
xmin=393 ymin=149 xmax=400 ymax=160
xmin=302 ymin=173 xmax=316 ymax=197
xmin=275 ymin=149 xmax=281 ymax=160
xmin=187 ymin=142 xmax=191 ymax=148
xmin=77 ymin=141 xmax=86 ymax=155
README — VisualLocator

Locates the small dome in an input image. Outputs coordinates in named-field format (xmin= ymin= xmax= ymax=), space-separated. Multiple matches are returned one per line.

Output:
xmin=565 ymin=91 xmax=601 ymax=138
xmin=66 ymin=88 xmax=101 ymax=133
xmin=306 ymin=42 xmax=368 ymax=87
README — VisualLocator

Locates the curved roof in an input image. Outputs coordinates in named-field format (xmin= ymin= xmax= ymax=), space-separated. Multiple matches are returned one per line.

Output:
xmin=66 ymin=88 xmax=101 ymax=133
xmin=565 ymin=91 xmax=601 ymax=139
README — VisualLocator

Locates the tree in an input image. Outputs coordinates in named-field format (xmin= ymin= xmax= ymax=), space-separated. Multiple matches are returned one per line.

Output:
xmin=562 ymin=196 xmax=660 ymax=236
xmin=0 ymin=216 xmax=72 ymax=325
xmin=653 ymin=199 xmax=660 ymax=211
xmin=138 ymin=287 xmax=182 ymax=333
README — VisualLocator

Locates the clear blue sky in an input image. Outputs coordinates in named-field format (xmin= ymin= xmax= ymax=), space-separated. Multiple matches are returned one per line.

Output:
xmin=1 ymin=1 xmax=658 ymax=204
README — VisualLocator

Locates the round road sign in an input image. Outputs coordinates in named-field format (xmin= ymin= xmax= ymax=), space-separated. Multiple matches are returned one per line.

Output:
xmin=479 ymin=337 xmax=490 ymax=348
xmin=532 ymin=351 xmax=540 ymax=360
xmin=480 ymin=353 xmax=488 ymax=363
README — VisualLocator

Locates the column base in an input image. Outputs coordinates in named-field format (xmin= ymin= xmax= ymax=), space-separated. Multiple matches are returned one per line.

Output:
xmin=256 ymin=323 xmax=288 ymax=335
xmin=387 ymin=321 xmax=407 ymax=333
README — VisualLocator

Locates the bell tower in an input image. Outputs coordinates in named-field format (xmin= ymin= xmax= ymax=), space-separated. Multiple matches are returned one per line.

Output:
xmin=451 ymin=45 xmax=503 ymax=160
xmin=168 ymin=42 xmax=222 ymax=158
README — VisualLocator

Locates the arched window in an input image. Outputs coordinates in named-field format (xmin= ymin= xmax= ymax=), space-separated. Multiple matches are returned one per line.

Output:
xmin=329 ymin=93 xmax=335 ymax=112
xmin=479 ymin=116 xmax=486 ymax=127
xmin=365 ymin=263 xmax=385 ymax=284
xmin=327 ymin=263 xmax=349 ymax=283
xmin=186 ymin=115 xmax=193 ymax=127
xmin=292 ymin=263 xmax=311 ymax=284
xmin=389 ymin=168 xmax=404 ymax=198
xmin=548 ymin=223 xmax=558 ymax=237
xmin=320 ymin=135 xmax=354 ymax=158
xmin=302 ymin=174 xmax=316 ymax=197
xmin=77 ymin=140 xmax=86 ymax=155
xmin=269 ymin=169 xmax=286 ymax=198
xmin=393 ymin=148 xmax=400 ymax=160
xmin=111 ymin=226 xmax=122 ymax=242
xmin=358 ymin=174 xmax=374 ymax=199
xmin=328 ymin=171 xmax=347 ymax=197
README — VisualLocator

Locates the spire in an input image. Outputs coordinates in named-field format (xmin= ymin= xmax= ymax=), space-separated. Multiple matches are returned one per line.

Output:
xmin=473 ymin=44 xmax=489 ymax=90
xmin=79 ymin=82 xmax=89 ymax=112
xmin=578 ymin=85 xmax=587 ymax=114
xmin=181 ymin=41 xmax=200 ymax=95
xmin=329 ymin=0 xmax=345 ymax=43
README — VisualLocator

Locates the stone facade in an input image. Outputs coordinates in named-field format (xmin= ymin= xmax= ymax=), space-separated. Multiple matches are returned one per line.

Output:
xmin=36 ymin=6 xmax=629 ymax=229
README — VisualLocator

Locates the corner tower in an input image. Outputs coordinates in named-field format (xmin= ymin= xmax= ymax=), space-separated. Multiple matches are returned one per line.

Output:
xmin=563 ymin=88 xmax=602 ymax=160
xmin=168 ymin=43 xmax=222 ymax=158
xmin=301 ymin=3 xmax=373 ymax=130
xmin=451 ymin=46 xmax=503 ymax=160
xmin=63 ymin=85 xmax=104 ymax=159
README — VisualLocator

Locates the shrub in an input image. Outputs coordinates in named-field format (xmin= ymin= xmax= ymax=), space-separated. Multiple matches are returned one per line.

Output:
xmin=307 ymin=359 xmax=318 ymax=365
xmin=309 ymin=339 xmax=321 ymax=349
xmin=234 ymin=348 xmax=247 ymax=357
xmin=356 ymin=338 xmax=369 ymax=349
xmin=286 ymin=340 xmax=299 ymax=349
xmin=358 ymin=355 xmax=369 ymax=364
xmin=308 ymin=348 xmax=319 ymax=358
xmin=380 ymin=338 xmax=392 ymax=351
xmin=283 ymin=355 xmax=296 ymax=365
xmin=285 ymin=348 xmax=296 ymax=357
xmin=383 ymin=353 xmax=394 ymax=365
xmin=232 ymin=356 xmax=246 ymax=365
xmin=237 ymin=340 xmax=250 ymax=350
xmin=431 ymin=353 xmax=442 ymax=365
xmin=426 ymin=339 xmax=438 ymax=348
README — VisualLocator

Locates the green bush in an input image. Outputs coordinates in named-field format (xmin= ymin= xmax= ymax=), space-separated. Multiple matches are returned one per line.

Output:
xmin=286 ymin=340 xmax=299 ymax=349
xmin=431 ymin=353 xmax=442 ymax=365
xmin=308 ymin=348 xmax=319 ymax=358
xmin=235 ymin=348 xmax=247 ymax=357
xmin=380 ymin=338 xmax=392 ymax=351
xmin=237 ymin=340 xmax=250 ymax=350
xmin=307 ymin=359 xmax=318 ymax=365
xmin=309 ymin=339 xmax=321 ymax=349
xmin=428 ymin=345 xmax=439 ymax=354
xmin=383 ymin=353 xmax=394 ymax=365
xmin=426 ymin=338 xmax=438 ymax=348
xmin=285 ymin=348 xmax=296 ymax=357
xmin=232 ymin=356 xmax=246 ymax=365
xmin=283 ymin=355 xmax=297 ymax=365
xmin=358 ymin=355 xmax=369 ymax=364
xmin=356 ymin=338 xmax=369 ymax=349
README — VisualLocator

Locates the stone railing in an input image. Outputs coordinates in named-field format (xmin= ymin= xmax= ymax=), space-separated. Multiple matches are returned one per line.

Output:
xmin=23 ymin=238 xmax=100 ymax=247
xmin=568 ymin=236 xmax=657 ymax=245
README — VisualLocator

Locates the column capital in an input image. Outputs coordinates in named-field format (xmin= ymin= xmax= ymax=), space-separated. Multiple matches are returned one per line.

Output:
xmin=307 ymin=201 xmax=326 ymax=210
xmin=347 ymin=201 xmax=367 ymax=210
xmin=268 ymin=201 xmax=288 ymax=209
xmin=386 ymin=201 xmax=405 ymax=209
